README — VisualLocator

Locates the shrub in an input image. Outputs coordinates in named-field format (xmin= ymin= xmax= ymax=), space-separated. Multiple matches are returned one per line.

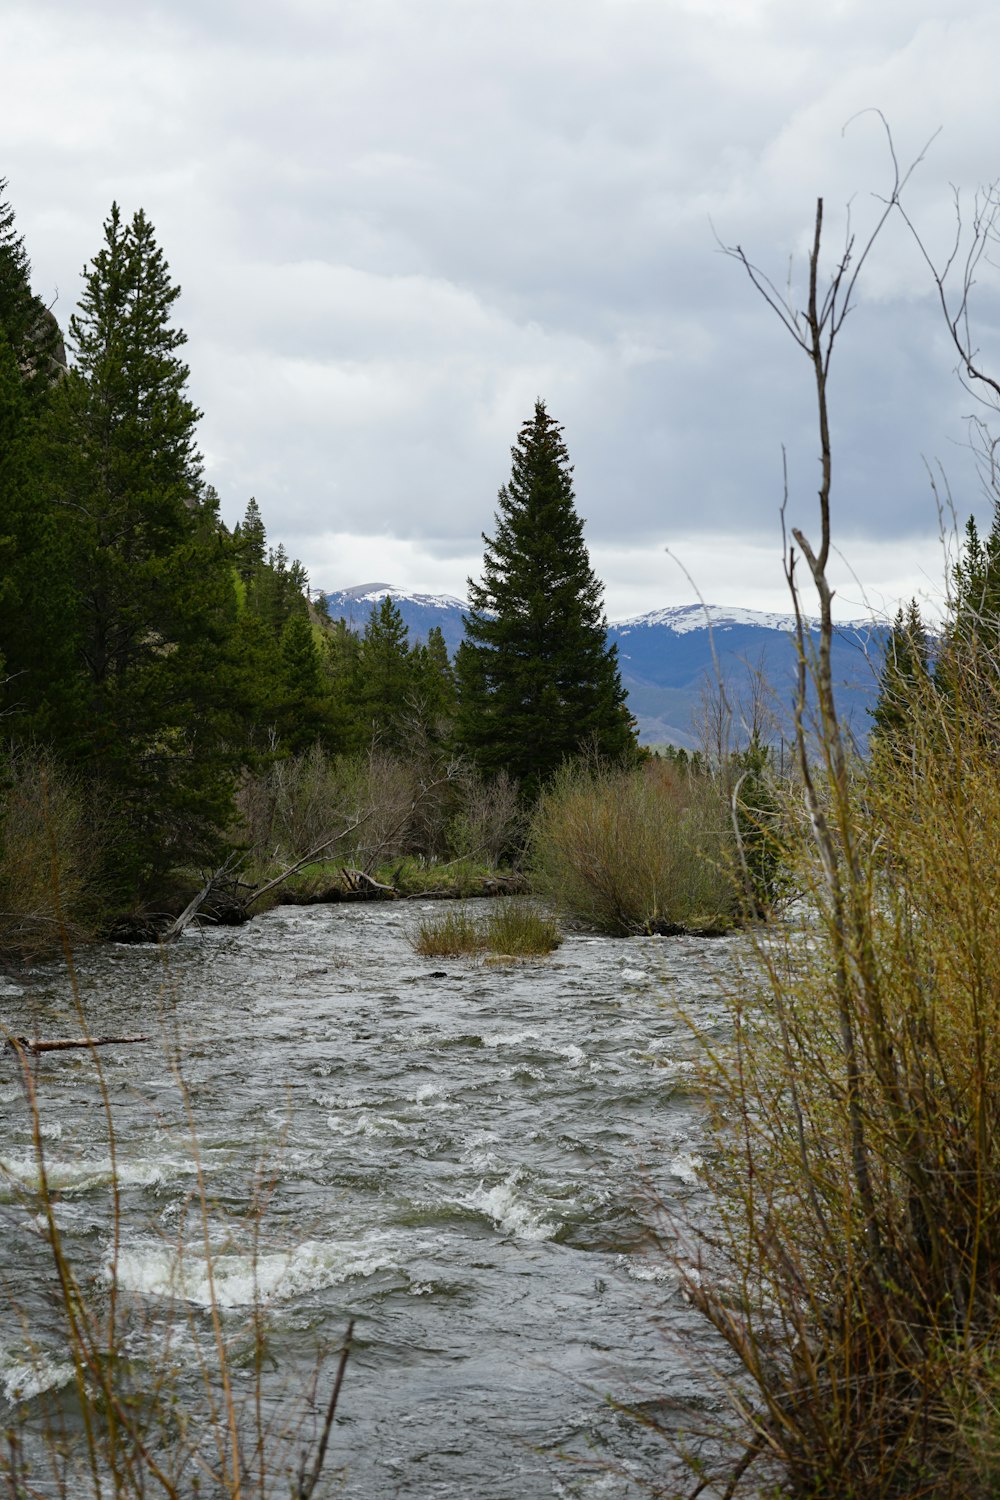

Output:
xmin=674 ymin=177 xmax=1000 ymax=1498
xmin=529 ymin=759 xmax=737 ymax=935
xmin=0 ymin=746 xmax=112 ymax=959
xmin=678 ymin=658 xmax=1000 ymax=1498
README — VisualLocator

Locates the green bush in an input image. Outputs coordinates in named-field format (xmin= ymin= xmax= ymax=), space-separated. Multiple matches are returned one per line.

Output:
xmin=529 ymin=759 xmax=737 ymax=935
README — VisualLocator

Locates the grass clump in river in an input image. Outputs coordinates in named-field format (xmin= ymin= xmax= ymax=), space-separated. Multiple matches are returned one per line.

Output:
xmin=412 ymin=900 xmax=561 ymax=958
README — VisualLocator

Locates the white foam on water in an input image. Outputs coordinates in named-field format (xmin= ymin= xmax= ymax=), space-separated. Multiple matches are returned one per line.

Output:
xmin=325 ymin=1111 xmax=411 ymax=1140
xmin=109 ymin=1236 xmax=397 ymax=1309
xmin=557 ymin=1044 xmax=585 ymax=1067
xmin=0 ymin=1152 xmax=199 ymax=1197
xmin=466 ymin=1174 xmax=558 ymax=1242
xmin=620 ymin=968 xmax=649 ymax=984
xmin=480 ymin=1028 xmax=540 ymax=1048
xmin=669 ymin=1152 xmax=704 ymax=1186
xmin=413 ymin=1082 xmax=442 ymax=1103
xmin=0 ymin=1343 xmax=75 ymax=1403
xmin=616 ymin=1253 xmax=677 ymax=1286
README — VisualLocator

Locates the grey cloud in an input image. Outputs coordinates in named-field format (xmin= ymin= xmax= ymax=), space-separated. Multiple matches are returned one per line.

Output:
xmin=3 ymin=0 xmax=999 ymax=615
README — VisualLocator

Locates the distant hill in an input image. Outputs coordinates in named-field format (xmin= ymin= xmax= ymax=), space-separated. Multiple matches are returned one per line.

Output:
xmin=324 ymin=583 xmax=469 ymax=655
xmin=323 ymin=585 xmax=888 ymax=748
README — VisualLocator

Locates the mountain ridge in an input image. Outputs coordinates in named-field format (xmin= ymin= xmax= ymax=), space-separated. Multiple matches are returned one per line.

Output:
xmin=322 ymin=584 xmax=887 ymax=747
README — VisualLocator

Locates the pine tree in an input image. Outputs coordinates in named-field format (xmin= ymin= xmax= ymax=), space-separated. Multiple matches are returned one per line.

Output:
xmin=410 ymin=625 xmax=457 ymax=743
xmin=39 ymin=204 xmax=237 ymax=892
xmin=277 ymin=613 xmax=333 ymax=752
xmin=456 ymin=400 xmax=635 ymax=792
xmin=0 ymin=178 xmax=62 ymax=394
xmin=0 ymin=185 xmax=73 ymax=721
xmin=350 ymin=596 xmax=415 ymax=750
xmin=234 ymin=496 xmax=267 ymax=583
xmin=872 ymin=600 xmax=931 ymax=747
xmin=950 ymin=511 xmax=1000 ymax=651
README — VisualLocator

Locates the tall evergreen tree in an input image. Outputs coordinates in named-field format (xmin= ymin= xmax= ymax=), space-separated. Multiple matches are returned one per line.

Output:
xmin=949 ymin=511 xmax=1000 ymax=650
xmin=234 ymin=495 xmax=267 ymax=583
xmin=456 ymin=400 xmax=634 ymax=791
xmin=350 ymin=596 xmax=415 ymax=750
xmin=410 ymin=625 xmax=458 ymax=743
xmin=277 ymin=613 xmax=334 ymax=752
xmin=38 ymin=204 xmax=237 ymax=892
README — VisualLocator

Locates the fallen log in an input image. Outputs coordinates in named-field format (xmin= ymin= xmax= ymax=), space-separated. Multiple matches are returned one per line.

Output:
xmin=340 ymin=868 xmax=397 ymax=898
xmin=5 ymin=1035 xmax=149 ymax=1055
xmin=160 ymin=851 xmax=243 ymax=942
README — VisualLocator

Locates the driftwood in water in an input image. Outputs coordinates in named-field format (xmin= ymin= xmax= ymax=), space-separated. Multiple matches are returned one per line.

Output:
xmin=160 ymin=852 xmax=244 ymax=942
xmin=5 ymin=1034 xmax=149 ymax=1056
xmin=340 ymin=867 xmax=397 ymax=899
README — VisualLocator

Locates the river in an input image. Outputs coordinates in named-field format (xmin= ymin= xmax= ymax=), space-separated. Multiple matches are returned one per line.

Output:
xmin=0 ymin=900 xmax=741 ymax=1498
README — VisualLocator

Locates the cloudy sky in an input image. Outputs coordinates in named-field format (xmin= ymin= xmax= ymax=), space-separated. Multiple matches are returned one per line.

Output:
xmin=5 ymin=0 xmax=1000 ymax=620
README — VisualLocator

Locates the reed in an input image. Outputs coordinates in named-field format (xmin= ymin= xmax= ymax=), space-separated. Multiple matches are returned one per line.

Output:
xmin=482 ymin=900 xmax=562 ymax=956
xmin=411 ymin=905 xmax=485 ymax=957
xmin=0 ymin=993 xmax=352 ymax=1497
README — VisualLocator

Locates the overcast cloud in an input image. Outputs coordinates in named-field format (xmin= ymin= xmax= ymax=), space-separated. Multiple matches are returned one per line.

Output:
xmin=4 ymin=0 xmax=1000 ymax=618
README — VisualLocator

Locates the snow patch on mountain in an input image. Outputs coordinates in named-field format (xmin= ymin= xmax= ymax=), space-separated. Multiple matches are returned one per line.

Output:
xmin=335 ymin=582 xmax=466 ymax=612
xmin=613 ymin=603 xmax=875 ymax=636
xmin=329 ymin=588 xmax=876 ymax=636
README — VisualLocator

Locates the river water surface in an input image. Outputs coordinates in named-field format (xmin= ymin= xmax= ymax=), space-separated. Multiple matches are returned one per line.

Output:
xmin=0 ymin=901 xmax=741 ymax=1497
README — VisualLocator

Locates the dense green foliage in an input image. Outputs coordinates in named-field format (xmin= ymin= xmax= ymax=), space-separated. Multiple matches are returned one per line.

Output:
xmin=456 ymin=401 xmax=636 ymax=793
xmin=0 ymin=186 xmax=476 ymax=924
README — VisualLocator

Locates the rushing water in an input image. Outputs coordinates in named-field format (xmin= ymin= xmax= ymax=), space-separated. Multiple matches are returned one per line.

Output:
xmin=0 ymin=901 xmax=742 ymax=1497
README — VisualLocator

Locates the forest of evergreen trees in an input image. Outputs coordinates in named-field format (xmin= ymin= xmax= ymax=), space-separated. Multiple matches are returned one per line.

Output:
xmin=0 ymin=184 xmax=636 ymax=938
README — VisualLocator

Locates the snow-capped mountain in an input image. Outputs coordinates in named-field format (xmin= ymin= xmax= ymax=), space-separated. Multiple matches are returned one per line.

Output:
xmin=324 ymin=583 xmax=469 ymax=655
xmin=322 ymin=585 xmax=888 ymax=747
xmin=607 ymin=605 xmax=885 ymax=746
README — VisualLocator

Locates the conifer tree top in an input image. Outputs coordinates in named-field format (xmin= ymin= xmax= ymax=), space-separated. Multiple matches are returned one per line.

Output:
xmin=457 ymin=399 xmax=634 ymax=789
